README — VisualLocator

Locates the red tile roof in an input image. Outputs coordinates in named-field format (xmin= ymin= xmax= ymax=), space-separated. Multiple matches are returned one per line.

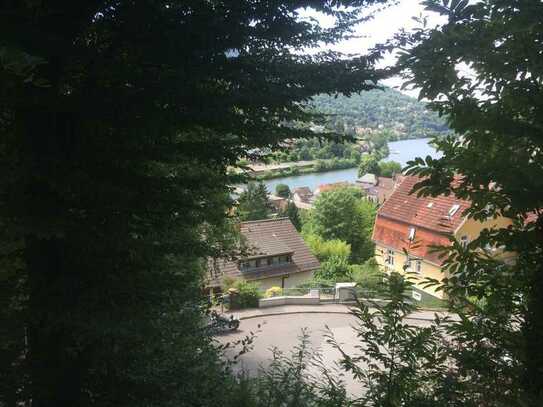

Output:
xmin=372 ymin=175 xmax=470 ymax=265
xmin=373 ymin=216 xmax=452 ymax=265
xmin=208 ymin=218 xmax=320 ymax=287
xmin=377 ymin=175 xmax=470 ymax=233
xmin=316 ymin=182 xmax=352 ymax=194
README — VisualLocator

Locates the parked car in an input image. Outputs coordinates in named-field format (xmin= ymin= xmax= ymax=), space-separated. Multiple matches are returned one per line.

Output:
xmin=206 ymin=311 xmax=240 ymax=335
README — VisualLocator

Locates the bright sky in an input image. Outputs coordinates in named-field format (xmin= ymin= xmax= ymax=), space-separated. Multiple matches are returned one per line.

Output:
xmin=301 ymin=0 xmax=447 ymax=97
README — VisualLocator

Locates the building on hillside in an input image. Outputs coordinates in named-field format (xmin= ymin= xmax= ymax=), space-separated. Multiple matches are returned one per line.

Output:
xmin=292 ymin=186 xmax=313 ymax=204
xmin=207 ymin=218 xmax=320 ymax=292
xmin=357 ymin=173 xmax=377 ymax=187
xmin=372 ymin=175 xmax=513 ymax=299
xmin=314 ymin=181 xmax=353 ymax=196
xmin=358 ymin=174 xmax=404 ymax=204
xmin=293 ymin=200 xmax=313 ymax=210
xmin=268 ymin=194 xmax=288 ymax=212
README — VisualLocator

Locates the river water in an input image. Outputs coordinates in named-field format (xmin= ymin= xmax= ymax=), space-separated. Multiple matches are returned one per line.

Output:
xmin=263 ymin=138 xmax=441 ymax=193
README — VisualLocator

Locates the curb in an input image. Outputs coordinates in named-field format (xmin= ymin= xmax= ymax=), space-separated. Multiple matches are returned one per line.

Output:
xmin=239 ymin=310 xmax=351 ymax=320
xmin=236 ymin=307 xmax=449 ymax=323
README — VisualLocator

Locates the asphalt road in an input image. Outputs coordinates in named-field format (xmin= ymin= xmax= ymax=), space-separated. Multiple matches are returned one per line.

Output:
xmin=218 ymin=312 xmax=431 ymax=397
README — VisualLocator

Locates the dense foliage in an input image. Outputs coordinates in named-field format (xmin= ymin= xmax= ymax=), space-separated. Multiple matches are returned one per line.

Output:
xmin=278 ymin=201 xmax=302 ymax=231
xmin=275 ymin=183 xmax=291 ymax=198
xmin=357 ymin=154 xmax=380 ymax=177
xmin=0 ymin=1 xmax=393 ymax=406
xmin=272 ymin=137 xmax=363 ymax=163
xmin=304 ymin=187 xmax=376 ymax=263
xmin=223 ymin=279 xmax=262 ymax=310
xmin=397 ymin=0 xmax=543 ymax=404
xmin=237 ymin=182 xmax=271 ymax=221
xmin=310 ymin=87 xmax=450 ymax=138
xmin=379 ymin=160 xmax=403 ymax=177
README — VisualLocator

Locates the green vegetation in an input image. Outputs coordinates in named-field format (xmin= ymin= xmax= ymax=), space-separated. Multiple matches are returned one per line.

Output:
xmin=272 ymin=138 xmax=363 ymax=163
xmin=274 ymin=183 xmax=290 ymax=198
xmin=309 ymin=87 xmax=450 ymax=139
xmin=1 ymin=1 xmax=396 ymax=405
xmin=378 ymin=160 xmax=402 ymax=177
xmin=237 ymin=182 xmax=271 ymax=221
xmin=350 ymin=259 xmax=385 ymax=292
xmin=4 ymin=0 xmax=541 ymax=405
xmin=305 ymin=235 xmax=352 ymax=262
xmin=306 ymin=187 xmax=376 ymax=263
xmin=301 ymin=187 xmax=379 ymax=284
xmin=223 ymin=279 xmax=262 ymax=309
xmin=278 ymin=201 xmax=302 ymax=231
xmin=358 ymin=153 xmax=402 ymax=178
xmin=357 ymin=154 xmax=380 ymax=177
xmin=397 ymin=0 xmax=543 ymax=403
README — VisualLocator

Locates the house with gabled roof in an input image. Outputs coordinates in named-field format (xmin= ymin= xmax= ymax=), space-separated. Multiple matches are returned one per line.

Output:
xmin=292 ymin=186 xmax=313 ymax=204
xmin=372 ymin=175 xmax=512 ymax=299
xmin=208 ymin=218 xmax=320 ymax=291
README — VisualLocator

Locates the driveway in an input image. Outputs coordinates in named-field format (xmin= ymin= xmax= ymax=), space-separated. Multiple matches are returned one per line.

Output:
xmin=218 ymin=311 xmax=436 ymax=396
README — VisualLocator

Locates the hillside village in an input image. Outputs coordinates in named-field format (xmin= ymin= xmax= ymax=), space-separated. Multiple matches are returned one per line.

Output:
xmin=209 ymin=171 xmax=523 ymax=309
xmin=7 ymin=2 xmax=542 ymax=406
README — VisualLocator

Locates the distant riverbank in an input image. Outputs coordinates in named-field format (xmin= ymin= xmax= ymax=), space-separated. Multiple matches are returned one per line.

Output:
xmin=252 ymin=158 xmax=358 ymax=181
xmin=259 ymin=138 xmax=441 ymax=192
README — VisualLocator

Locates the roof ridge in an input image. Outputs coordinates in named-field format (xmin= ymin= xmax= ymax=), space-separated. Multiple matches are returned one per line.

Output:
xmin=377 ymin=213 xmax=459 ymax=234
xmin=241 ymin=217 xmax=289 ymax=225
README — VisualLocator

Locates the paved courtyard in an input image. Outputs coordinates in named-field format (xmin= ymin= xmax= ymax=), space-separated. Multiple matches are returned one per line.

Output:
xmin=218 ymin=309 xmax=436 ymax=396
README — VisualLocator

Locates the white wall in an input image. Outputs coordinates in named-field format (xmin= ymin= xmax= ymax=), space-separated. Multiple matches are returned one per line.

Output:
xmin=250 ymin=270 xmax=315 ymax=291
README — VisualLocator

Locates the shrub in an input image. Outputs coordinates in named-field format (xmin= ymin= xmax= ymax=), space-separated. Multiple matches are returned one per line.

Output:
xmin=275 ymin=183 xmax=290 ymax=198
xmin=304 ymin=234 xmax=351 ymax=262
xmin=317 ymin=255 xmax=351 ymax=281
xmin=350 ymin=259 xmax=385 ymax=292
xmin=222 ymin=275 xmax=236 ymax=290
xmin=234 ymin=280 xmax=262 ymax=308
xmin=265 ymin=286 xmax=283 ymax=298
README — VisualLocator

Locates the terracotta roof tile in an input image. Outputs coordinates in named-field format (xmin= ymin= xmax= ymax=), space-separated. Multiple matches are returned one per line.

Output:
xmin=372 ymin=175 xmax=470 ymax=265
xmin=377 ymin=175 xmax=470 ymax=233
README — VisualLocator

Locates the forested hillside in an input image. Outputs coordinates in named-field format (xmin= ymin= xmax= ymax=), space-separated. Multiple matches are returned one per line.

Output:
xmin=310 ymin=87 xmax=450 ymax=139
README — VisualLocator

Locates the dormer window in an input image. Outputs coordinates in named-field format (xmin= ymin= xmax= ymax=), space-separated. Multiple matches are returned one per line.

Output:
xmin=240 ymin=254 xmax=292 ymax=271
xmin=448 ymin=204 xmax=460 ymax=217
xmin=408 ymin=227 xmax=416 ymax=241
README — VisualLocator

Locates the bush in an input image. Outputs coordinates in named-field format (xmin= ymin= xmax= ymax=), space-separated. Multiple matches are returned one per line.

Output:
xmin=379 ymin=160 xmax=402 ymax=177
xmin=317 ymin=255 xmax=351 ymax=281
xmin=350 ymin=259 xmax=385 ymax=292
xmin=304 ymin=234 xmax=351 ymax=262
xmin=295 ymin=277 xmax=336 ymax=289
xmin=265 ymin=286 xmax=283 ymax=298
xmin=225 ymin=279 xmax=262 ymax=309
xmin=275 ymin=183 xmax=290 ymax=198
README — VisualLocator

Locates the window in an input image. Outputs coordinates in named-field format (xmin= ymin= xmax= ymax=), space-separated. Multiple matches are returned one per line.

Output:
xmin=448 ymin=204 xmax=461 ymax=217
xmin=408 ymin=227 xmax=416 ymax=241
xmin=415 ymin=260 xmax=422 ymax=274
xmin=460 ymin=235 xmax=469 ymax=249
xmin=385 ymin=249 xmax=394 ymax=266
xmin=404 ymin=259 xmax=412 ymax=272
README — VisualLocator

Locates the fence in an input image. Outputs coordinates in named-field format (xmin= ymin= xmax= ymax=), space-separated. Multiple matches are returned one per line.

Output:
xmin=257 ymin=285 xmax=448 ymax=310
